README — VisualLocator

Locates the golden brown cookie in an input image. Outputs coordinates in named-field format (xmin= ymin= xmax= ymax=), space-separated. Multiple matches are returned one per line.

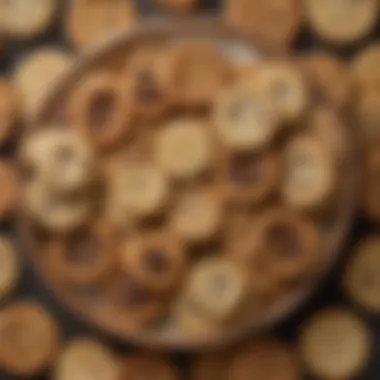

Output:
xmin=122 ymin=47 xmax=172 ymax=122
xmin=0 ymin=301 xmax=61 ymax=376
xmin=1 ymin=0 xmax=57 ymax=39
xmin=228 ymin=338 xmax=301 ymax=380
xmin=70 ymin=72 xmax=132 ymax=151
xmin=120 ymin=231 xmax=186 ymax=293
xmin=282 ymin=135 xmax=336 ymax=211
xmin=13 ymin=48 xmax=73 ymax=117
xmin=352 ymin=43 xmax=380 ymax=87
xmin=155 ymin=118 xmax=213 ymax=180
xmin=46 ymin=220 xmax=117 ymax=285
xmin=299 ymin=308 xmax=372 ymax=379
xmin=219 ymin=151 xmax=280 ymax=206
xmin=343 ymin=237 xmax=380 ymax=313
xmin=299 ymin=52 xmax=353 ymax=109
xmin=66 ymin=0 xmax=138 ymax=50
xmin=120 ymin=354 xmax=181 ymax=380
xmin=304 ymin=0 xmax=378 ymax=45
xmin=249 ymin=208 xmax=322 ymax=282
xmin=0 ymin=78 xmax=20 ymax=145
xmin=225 ymin=0 xmax=302 ymax=51
xmin=54 ymin=338 xmax=121 ymax=380
xmin=0 ymin=237 xmax=19 ymax=301
xmin=0 ymin=161 xmax=18 ymax=220
xmin=166 ymin=40 xmax=233 ymax=108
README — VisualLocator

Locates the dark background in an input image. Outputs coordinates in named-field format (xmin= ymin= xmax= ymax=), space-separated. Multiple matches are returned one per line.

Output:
xmin=0 ymin=0 xmax=378 ymax=379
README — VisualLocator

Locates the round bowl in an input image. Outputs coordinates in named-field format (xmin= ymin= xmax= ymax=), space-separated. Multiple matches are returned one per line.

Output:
xmin=20 ymin=16 xmax=360 ymax=350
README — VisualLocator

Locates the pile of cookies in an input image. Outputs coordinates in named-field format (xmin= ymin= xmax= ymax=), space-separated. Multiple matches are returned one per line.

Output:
xmin=16 ymin=36 xmax=352 ymax=340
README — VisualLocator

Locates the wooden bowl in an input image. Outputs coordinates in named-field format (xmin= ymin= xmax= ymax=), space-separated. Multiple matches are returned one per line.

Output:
xmin=19 ymin=16 xmax=360 ymax=351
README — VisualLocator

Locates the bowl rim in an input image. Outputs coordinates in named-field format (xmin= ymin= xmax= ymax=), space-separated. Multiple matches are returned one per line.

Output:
xmin=20 ymin=15 xmax=361 ymax=351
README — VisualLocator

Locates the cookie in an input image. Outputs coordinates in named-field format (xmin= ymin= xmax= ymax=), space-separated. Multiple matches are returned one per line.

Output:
xmin=282 ymin=135 xmax=336 ymax=211
xmin=171 ymin=188 xmax=224 ymax=243
xmin=121 ymin=354 xmax=181 ymax=380
xmin=343 ymin=237 xmax=380 ymax=313
xmin=299 ymin=308 xmax=372 ymax=379
xmin=0 ymin=301 xmax=61 ymax=376
xmin=120 ymin=231 xmax=186 ymax=293
xmin=185 ymin=257 xmax=248 ymax=321
xmin=0 ymin=161 xmax=18 ymax=220
xmin=155 ymin=118 xmax=213 ymax=180
xmin=252 ymin=63 xmax=309 ymax=123
xmin=13 ymin=48 xmax=73 ymax=117
xmin=46 ymin=221 xmax=117 ymax=285
xmin=54 ymin=338 xmax=121 ymax=380
xmin=352 ymin=43 xmax=380 ymax=87
xmin=167 ymin=40 xmax=233 ymax=108
xmin=1 ymin=0 xmax=57 ymax=39
xmin=225 ymin=0 xmax=302 ymax=51
xmin=0 ymin=78 xmax=20 ymax=145
xmin=247 ymin=208 xmax=322 ymax=282
xmin=70 ymin=72 xmax=132 ymax=151
xmin=109 ymin=161 xmax=169 ymax=219
xmin=122 ymin=47 xmax=172 ymax=121
xmin=22 ymin=181 xmax=92 ymax=233
xmin=66 ymin=0 xmax=138 ymax=50
xmin=192 ymin=351 xmax=231 ymax=380
xmin=214 ymin=82 xmax=281 ymax=151
xmin=0 ymin=237 xmax=19 ymax=301
xmin=220 ymin=151 xmax=280 ymax=206
xmin=304 ymin=0 xmax=378 ymax=45
xmin=299 ymin=52 xmax=353 ymax=109
xmin=228 ymin=338 xmax=301 ymax=380
xmin=19 ymin=129 xmax=96 ymax=194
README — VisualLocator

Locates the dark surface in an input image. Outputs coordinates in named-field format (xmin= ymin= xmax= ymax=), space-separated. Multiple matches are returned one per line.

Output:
xmin=0 ymin=0 xmax=377 ymax=379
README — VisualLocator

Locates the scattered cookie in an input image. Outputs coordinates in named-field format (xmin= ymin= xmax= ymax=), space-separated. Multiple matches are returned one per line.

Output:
xmin=304 ymin=0 xmax=378 ymax=45
xmin=299 ymin=308 xmax=372 ymax=380
xmin=344 ymin=237 xmax=380 ymax=313
xmin=228 ymin=338 xmax=301 ymax=380
xmin=352 ymin=43 xmax=380 ymax=87
xmin=1 ymin=0 xmax=57 ymax=39
xmin=225 ymin=0 xmax=302 ymax=51
xmin=0 ymin=161 xmax=18 ymax=220
xmin=66 ymin=0 xmax=138 ymax=50
xmin=0 ymin=301 xmax=61 ymax=376
xmin=54 ymin=338 xmax=121 ymax=380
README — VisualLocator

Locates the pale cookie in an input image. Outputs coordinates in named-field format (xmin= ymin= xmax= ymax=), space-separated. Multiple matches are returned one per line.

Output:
xmin=344 ymin=237 xmax=380 ymax=313
xmin=304 ymin=0 xmax=378 ymax=45
xmin=185 ymin=257 xmax=248 ymax=321
xmin=13 ymin=48 xmax=73 ymax=117
xmin=300 ymin=308 xmax=372 ymax=380
xmin=54 ymin=338 xmax=121 ymax=380
xmin=283 ymin=135 xmax=336 ymax=211
xmin=1 ymin=0 xmax=57 ymax=38
xmin=155 ymin=118 xmax=213 ymax=180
